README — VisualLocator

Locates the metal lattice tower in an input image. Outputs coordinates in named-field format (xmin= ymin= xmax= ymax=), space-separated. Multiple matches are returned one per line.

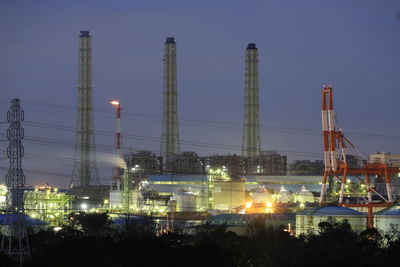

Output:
xmin=71 ymin=31 xmax=100 ymax=187
xmin=161 ymin=37 xmax=180 ymax=163
xmin=242 ymin=43 xmax=261 ymax=157
xmin=1 ymin=99 xmax=31 ymax=262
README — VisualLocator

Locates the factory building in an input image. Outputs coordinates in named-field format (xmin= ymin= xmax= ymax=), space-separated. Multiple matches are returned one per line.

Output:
xmin=205 ymin=151 xmax=287 ymax=176
xmin=244 ymin=151 xmax=287 ymax=175
xmin=146 ymin=174 xmax=246 ymax=212
xmin=124 ymin=150 xmax=162 ymax=176
xmin=166 ymin=152 xmax=204 ymax=174
xmin=206 ymin=213 xmax=296 ymax=236
xmin=24 ymin=187 xmax=74 ymax=226
xmin=205 ymin=154 xmax=245 ymax=176
xmin=212 ymin=180 xmax=245 ymax=211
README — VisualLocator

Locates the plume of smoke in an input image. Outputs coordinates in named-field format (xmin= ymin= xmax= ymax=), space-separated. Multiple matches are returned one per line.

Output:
xmin=96 ymin=152 xmax=127 ymax=170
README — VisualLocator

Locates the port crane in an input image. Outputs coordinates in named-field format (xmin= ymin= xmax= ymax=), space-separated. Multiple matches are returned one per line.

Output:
xmin=319 ymin=85 xmax=399 ymax=228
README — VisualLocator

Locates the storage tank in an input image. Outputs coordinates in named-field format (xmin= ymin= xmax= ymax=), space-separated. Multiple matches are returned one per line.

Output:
xmin=275 ymin=186 xmax=293 ymax=203
xmin=294 ymin=186 xmax=315 ymax=204
xmin=170 ymin=189 xmax=197 ymax=212
xmin=374 ymin=205 xmax=400 ymax=233
xmin=296 ymin=206 xmax=367 ymax=237
xmin=252 ymin=186 xmax=273 ymax=204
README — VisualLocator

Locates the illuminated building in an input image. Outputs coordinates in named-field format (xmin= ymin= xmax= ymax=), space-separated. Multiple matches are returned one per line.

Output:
xmin=24 ymin=187 xmax=74 ymax=226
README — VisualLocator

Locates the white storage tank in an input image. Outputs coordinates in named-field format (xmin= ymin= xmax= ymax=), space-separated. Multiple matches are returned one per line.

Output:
xmin=294 ymin=186 xmax=315 ymax=204
xmin=374 ymin=205 xmax=400 ymax=233
xmin=275 ymin=186 xmax=293 ymax=203
xmin=296 ymin=206 xmax=367 ymax=237
xmin=170 ymin=189 xmax=197 ymax=212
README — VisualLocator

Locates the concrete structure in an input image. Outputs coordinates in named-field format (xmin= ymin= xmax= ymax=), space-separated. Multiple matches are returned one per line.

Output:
xmin=296 ymin=206 xmax=367 ymax=236
xmin=161 ymin=37 xmax=180 ymax=169
xmin=71 ymin=31 xmax=99 ymax=187
xmin=242 ymin=43 xmax=261 ymax=157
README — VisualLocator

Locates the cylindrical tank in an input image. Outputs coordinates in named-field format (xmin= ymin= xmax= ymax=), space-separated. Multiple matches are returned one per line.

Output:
xmin=296 ymin=206 xmax=367 ymax=237
xmin=374 ymin=205 xmax=400 ymax=233
xmin=171 ymin=189 xmax=197 ymax=212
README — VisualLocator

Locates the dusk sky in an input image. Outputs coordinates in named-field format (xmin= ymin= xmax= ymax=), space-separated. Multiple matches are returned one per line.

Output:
xmin=1 ymin=0 xmax=399 ymax=186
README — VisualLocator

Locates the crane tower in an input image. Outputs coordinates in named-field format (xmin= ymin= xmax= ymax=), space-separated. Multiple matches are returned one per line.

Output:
xmin=319 ymin=85 xmax=399 ymax=228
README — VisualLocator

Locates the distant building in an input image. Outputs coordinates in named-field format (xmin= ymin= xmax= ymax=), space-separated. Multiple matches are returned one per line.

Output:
xmin=125 ymin=150 xmax=162 ymax=175
xmin=24 ymin=186 xmax=74 ymax=226
xmin=244 ymin=151 xmax=287 ymax=175
xmin=205 ymin=151 xmax=287 ymax=176
xmin=205 ymin=154 xmax=245 ymax=176
xmin=288 ymin=160 xmax=324 ymax=176
xmin=165 ymin=152 xmax=204 ymax=174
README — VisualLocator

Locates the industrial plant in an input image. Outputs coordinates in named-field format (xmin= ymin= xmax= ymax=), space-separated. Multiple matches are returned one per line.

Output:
xmin=1 ymin=31 xmax=399 ymax=263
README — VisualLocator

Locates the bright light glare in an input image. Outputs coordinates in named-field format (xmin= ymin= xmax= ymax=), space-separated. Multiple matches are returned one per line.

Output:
xmin=266 ymin=202 xmax=273 ymax=208
xmin=81 ymin=203 xmax=88 ymax=210
xmin=245 ymin=201 xmax=252 ymax=209
xmin=110 ymin=100 xmax=120 ymax=105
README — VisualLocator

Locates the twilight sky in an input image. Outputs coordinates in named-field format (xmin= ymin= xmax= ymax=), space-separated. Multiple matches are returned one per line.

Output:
xmin=1 ymin=0 xmax=399 ymax=186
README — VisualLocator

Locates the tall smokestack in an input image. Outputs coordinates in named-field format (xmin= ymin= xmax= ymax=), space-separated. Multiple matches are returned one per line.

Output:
xmin=242 ymin=43 xmax=261 ymax=157
xmin=161 ymin=37 xmax=180 ymax=166
xmin=71 ymin=31 xmax=99 ymax=187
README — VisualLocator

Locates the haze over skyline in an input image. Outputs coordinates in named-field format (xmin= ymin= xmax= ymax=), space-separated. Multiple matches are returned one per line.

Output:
xmin=1 ymin=0 xmax=400 ymax=186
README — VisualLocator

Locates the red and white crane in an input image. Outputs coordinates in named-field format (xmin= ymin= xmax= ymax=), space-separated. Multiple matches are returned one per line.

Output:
xmin=319 ymin=86 xmax=399 ymax=228
xmin=111 ymin=100 xmax=122 ymax=190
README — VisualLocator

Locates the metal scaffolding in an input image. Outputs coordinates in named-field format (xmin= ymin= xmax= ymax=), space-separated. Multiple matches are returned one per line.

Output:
xmin=1 ymin=99 xmax=31 ymax=262
xmin=71 ymin=30 xmax=100 ymax=187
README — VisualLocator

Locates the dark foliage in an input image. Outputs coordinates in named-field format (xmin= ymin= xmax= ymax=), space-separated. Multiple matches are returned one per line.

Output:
xmin=0 ymin=215 xmax=399 ymax=267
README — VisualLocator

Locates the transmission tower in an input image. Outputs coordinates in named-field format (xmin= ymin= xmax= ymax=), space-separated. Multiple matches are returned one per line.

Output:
xmin=161 ymin=37 xmax=180 ymax=169
xmin=242 ymin=43 xmax=261 ymax=157
xmin=71 ymin=31 xmax=100 ymax=187
xmin=1 ymin=99 xmax=31 ymax=262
